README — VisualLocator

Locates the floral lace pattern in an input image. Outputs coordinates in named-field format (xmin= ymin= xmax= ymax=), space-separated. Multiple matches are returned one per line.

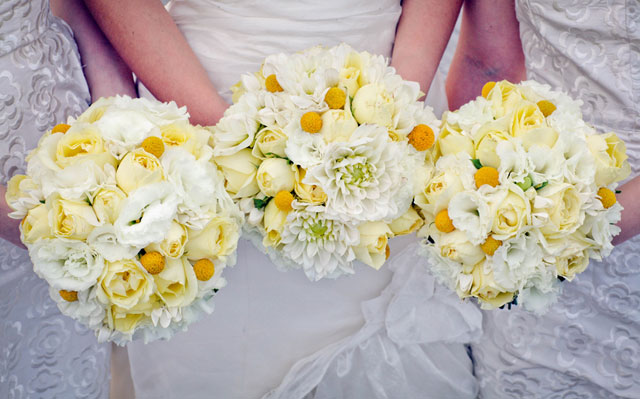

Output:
xmin=0 ymin=0 xmax=109 ymax=397
xmin=472 ymin=1 xmax=640 ymax=397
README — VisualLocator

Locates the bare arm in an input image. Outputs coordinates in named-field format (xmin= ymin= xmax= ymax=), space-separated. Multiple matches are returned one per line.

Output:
xmin=83 ymin=0 xmax=228 ymax=126
xmin=445 ymin=0 xmax=525 ymax=110
xmin=50 ymin=0 xmax=137 ymax=101
xmin=0 ymin=186 xmax=24 ymax=248
xmin=612 ymin=176 xmax=640 ymax=245
xmin=391 ymin=0 xmax=463 ymax=95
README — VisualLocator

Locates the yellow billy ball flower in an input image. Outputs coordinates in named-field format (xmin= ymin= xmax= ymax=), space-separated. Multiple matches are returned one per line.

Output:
xmin=140 ymin=251 xmax=165 ymax=275
xmin=481 ymin=81 xmax=496 ymax=98
xmin=324 ymin=87 xmax=346 ymax=109
xmin=597 ymin=187 xmax=616 ymax=209
xmin=300 ymin=111 xmax=323 ymax=133
xmin=193 ymin=259 xmax=215 ymax=281
xmin=385 ymin=244 xmax=391 ymax=260
xmin=435 ymin=209 xmax=455 ymax=233
xmin=265 ymin=74 xmax=284 ymax=93
xmin=536 ymin=100 xmax=557 ymax=117
xmin=274 ymin=190 xmax=294 ymax=212
xmin=51 ymin=123 xmax=71 ymax=134
xmin=480 ymin=236 xmax=502 ymax=256
xmin=408 ymin=124 xmax=435 ymax=151
xmin=141 ymin=136 xmax=165 ymax=159
xmin=475 ymin=166 xmax=500 ymax=189
xmin=59 ymin=289 xmax=78 ymax=302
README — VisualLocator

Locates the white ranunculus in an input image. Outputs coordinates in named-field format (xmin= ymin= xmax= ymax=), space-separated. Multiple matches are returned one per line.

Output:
xmin=87 ymin=224 xmax=139 ymax=262
xmin=472 ymin=118 xmax=511 ymax=168
xmin=116 ymin=148 xmax=165 ymax=194
xmin=256 ymin=158 xmax=296 ymax=197
xmin=30 ymin=238 xmax=105 ymax=291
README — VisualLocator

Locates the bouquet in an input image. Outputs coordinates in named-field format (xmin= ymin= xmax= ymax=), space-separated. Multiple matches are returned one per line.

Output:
xmin=416 ymin=80 xmax=630 ymax=313
xmin=211 ymin=44 xmax=438 ymax=280
xmin=5 ymin=96 xmax=242 ymax=344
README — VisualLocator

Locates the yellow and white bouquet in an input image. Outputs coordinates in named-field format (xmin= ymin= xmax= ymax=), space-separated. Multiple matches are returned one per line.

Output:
xmin=5 ymin=96 xmax=242 ymax=344
xmin=417 ymin=80 xmax=630 ymax=313
xmin=212 ymin=44 xmax=438 ymax=280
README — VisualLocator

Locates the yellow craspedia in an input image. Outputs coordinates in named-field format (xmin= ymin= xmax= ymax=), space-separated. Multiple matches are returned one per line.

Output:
xmin=385 ymin=244 xmax=391 ymax=260
xmin=51 ymin=123 xmax=71 ymax=134
xmin=481 ymin=81 xmax=496 ymax=98
xmin=59 ymin=290 xmax=78 ymax=302
xmin=274 ymin=190 xmax=294 ymax=212
xmin=141 ymin=136 xmax=165 ymax=159
xmin=435 ymin=209 xmax=455 ymax=233
xmin=480 ymin=236 xmax=502 ymax=256
xmin=537 ymin=100 xmax=557 ymax=117
xmin=265 ymin=74 xmax=284 ymax=93
xmin=193 ymin=259 xmax=215 ymax=281
xmin=475 ymin=166 xmax=500 ymax=189
xmin=324 ymin=87 xmax=346 ymax=109
xmin=597 ymin=187 xmax=616 ymax=209
xmin=140 ymin=251 xmax=165 ymax=275
xmin=300 ymin=111 xmax=323 ymax=133
xmin=408 ymin=124 xmax=435 ymax=151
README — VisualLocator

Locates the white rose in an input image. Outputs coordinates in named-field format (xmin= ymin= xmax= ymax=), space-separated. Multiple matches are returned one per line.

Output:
xmin=320 ymin=109 xmax=358 ymax=142
xmin=351 ymin=83 xmax=394 ymax=127
xmin=116 ymin=148 xmax=165 ymax=194
xmin=556 ymin=251 xmax=589 ymax=281
xmin=214 ymin=148 xmax=261 ymax=199
xmin=256 ymin=158 xmax=296 ymax=197
xmin=54 ymin=123 xmax=116 ymax=169
xmin=353 ymin=221 xmax=392 ymax=270
xmin=252 ymin=127 xmax=288 ymax=159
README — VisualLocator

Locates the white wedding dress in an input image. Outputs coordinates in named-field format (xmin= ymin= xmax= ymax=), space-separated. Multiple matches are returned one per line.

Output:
xmin=472 ymin=1 xmax=640 ymax=398
xmin=128 ymin=1 xmax=481 ymax=398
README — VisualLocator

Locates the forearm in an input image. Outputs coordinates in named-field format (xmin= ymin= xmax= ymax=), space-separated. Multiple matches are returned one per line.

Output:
xmin=445 ymin=0 xmax=525 ymax=110
xmin=51 ymin=0 xmax=137 ymax=101
xmin=0 ymin=185 xmax=24 ymax=249
xmin=83 ymin=0 xmax=228 ymax=126
xmin=612 ymin=176 xmax=640 ymax=245
xmin=391 ymin=0 xmax=463 ymax=95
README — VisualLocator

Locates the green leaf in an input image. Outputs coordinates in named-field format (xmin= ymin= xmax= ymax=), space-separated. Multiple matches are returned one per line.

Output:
xmin=253 ymin=197 xmax=270 ymax=210
xmin=516 ymin=176 xmax=533 ymax=191
xmin=616 ymin=190 xmax=622 ymax=194
xmin=264 ymin=152 xmax=288 ymax=160
xmin=471 ymin=159 xmax=483 ymax=169
xmin=534 ymin=181 xmax=548 ymax=191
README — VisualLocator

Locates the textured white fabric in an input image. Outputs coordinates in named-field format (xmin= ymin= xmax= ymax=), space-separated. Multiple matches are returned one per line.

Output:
xmin=128 ymin=1 xmax=474 ymax=398
xmin=472 ymin=1 xmax=640 ymax=398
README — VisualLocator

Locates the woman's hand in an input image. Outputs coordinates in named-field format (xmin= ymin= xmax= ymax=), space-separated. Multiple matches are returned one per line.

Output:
xmin=0 ymin=185 xmax=25 ymax=249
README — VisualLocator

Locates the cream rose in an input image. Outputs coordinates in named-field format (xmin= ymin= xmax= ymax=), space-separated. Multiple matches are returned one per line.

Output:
xmin=320 ymin=109 xmax=358 ymax=143
xmin=97 ymin=258 xmax=153 ymax=309
xmin=339 ymin=66 xmax=360 ymax=97
xmin=509 ymin=102 xmax=558 ymax=150
xmin=353 ymin=221 xmax=392 ymax=270
xmin=55 ymin=124 xmax=116 ymax=169
xmin=586 ymin=132 xmax=631 ymax=186
xmin=116 ymin=148 xmax=165 ymax=194
xmin=470 ymin=261 xmax=515 ymax=309
xmin=294 ymin=167 xmax=327 ymax=204
xmin=262 ymin=199 xmax=288 ymax=247
xmin=5 ymin=174 xmax=43 ymax=218
xmin=437 ymin=122 xmax=474 ymax=158
xmin=154 ymin=257 xmax=198 ymax=308
xmin=108 ymin=303 xmax=151 ymax=334
xmin=214 ymin=148 xmax=261 ymax=199
xmin=184 ymin=215 xmax=240 ymax=261
xmin=48 ymin=194 xmax=101 ymax=240
xmin=21 ymin=204 xmax=52 ymax=244
xmin=535 ymin=183 xmax=583 ymax=239
xmin=256 ymin=158 xmax=296 ymax=197
xmin=351 ymin=83 xmax=394 ymax=127
xmin=93 ymin=186 xmax=127 ymax=224
xmin=487 ymin=81 xmax=524 ymax=118
xmin=146 ymin=221 xmax=189 ymax=258
xmin=252 ymin=127 xmax=288 ymax=159
xmin=438 ymin=230 xmax=485 ymax=270
xmin=473 ymin=118 xmax=510 ymax=168
xmin=161 ymin=123 xmax=212 ymax=160
xmin=556 ymin=251 xmax=589 ymax=281
xmin=389 ymin=206 xmax=423 ymax=236
xmin=489 ymin=185 xmax=531 ymax=240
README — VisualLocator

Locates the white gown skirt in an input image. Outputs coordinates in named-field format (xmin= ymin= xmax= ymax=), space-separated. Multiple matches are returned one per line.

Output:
xmin=128 ymin=1 xmax=480 ymax=398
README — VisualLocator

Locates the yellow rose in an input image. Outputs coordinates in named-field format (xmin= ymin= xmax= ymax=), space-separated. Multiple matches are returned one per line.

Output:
xmin=294 ymin=167 xmax=327 ymax=204
xmin=489 ymin=185 xmax=531 ymax=240
xmin=473 ymin=118 xmax=511 ymax=168
xmin=353 ymin=221 xmax=393 ymax=270
xmin=470 ymin=261 xmax=514 ymax=309
xmin=389 ymin=207 xmax=424 ymax=236
xmin=97 ymin=258 xmax=154 ymax=309
xmin=262 ymin=199 xmax=288 ymax=247
xmin=351 ymin=83 xmax=394 ymax=127
xmin=535 ymin=183 xmax=583 ymax=239
xmin=154 ymin=257 xmax=198 ymax=308
xmin=256 ymin=158 xmax=295 ymax=197
xmin=438 ymin=230 xmax=485 ymax=270
xmin=184 ymin=215 xmax=240 ymax=261
xmin=556 ymin=251 xmax=589 ymax=281
xmin=252 ymin=127 xmax=288 ymax=159
xmin=214 ymin=148 xmax=261 ymax=199
xmin=437 ymin=121 xmax=474 ymax=158
xmin=55 ymin=124 xmax=116 ymax=169
xmin=487 ymin=80 xmax=524 ymax=118
xmin=116 ymin=148 xmax=165 ymax=194
xmin=509 ymin=102 xmax=557 ymax=149
xmin=586 ymin=132 xmax=631 ymax=186
xmin=47 ymin=194 xmax=100 ymax=240
xmin=320 ymin=109 xmax=358 ymax=142
xmin=146 ymin=221 xmax=188 ymax=258
xmin=92 ymin=187 xmax=127 ymax=224
xmin=20 ymin=204 xmax=52 ymax=243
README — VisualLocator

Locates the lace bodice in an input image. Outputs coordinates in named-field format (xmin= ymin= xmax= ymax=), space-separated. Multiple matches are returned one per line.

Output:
xmin=472 ymin=1 xmax=640 ymax=397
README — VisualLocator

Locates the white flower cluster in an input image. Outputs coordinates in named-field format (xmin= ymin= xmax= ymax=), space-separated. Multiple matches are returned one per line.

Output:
xmin=417 ymin=80 xmax=631 ymax=313
xmin=212 ymin=44 xmax=438 ymax=280
xmin=6 ymin=96 xmax=242 ymax=344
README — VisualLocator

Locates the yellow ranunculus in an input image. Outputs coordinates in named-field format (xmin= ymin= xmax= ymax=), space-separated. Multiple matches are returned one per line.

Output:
xmin=154 ymin=257 xmax=198 ymax=308
xmin=389 ymin=206 xmax=424 ymax=236
xmin=535 ymin=183 xmax=583 ymax=239
xmin=438 ymin=230 xmax=485 ymax=270
xmin=48 ymin=194 xmax=101 ymax=240
xmin=92 ymin=186 xmax=127 ymax=224
xmin=353 ymin=221 xmax=393 ymax=270
xmin=262 ymin=199 xmax=288 ymax=247
xmin=586 ymin=132 xmax=631 ymax=186
xmin=256 ymin=158 xmax=296 ymax=197
xmin=437 ymin=122 xmax=474 ymax=158
xmin=351 ymin=83 xmax=394 ymax=127
xmin=252 ymin=127 xmax=288 ymax=159
xmin=55 ymin=124 xmax=115 ymax=169
xmin=97 ymin=259 xmax=154 ymax=310
xmin=294 ymin=167 xmax=327 ymax=204
xmin=20 ymin=204 xmax=52 ymax=243
xmin=320 ymin=109 xmax=358 ymax=143
xmin=184 ymin=215 xmax=240 ymax=261
xmin=470 ymin=261 xmax=514 ymax=309
xmin=116 ymin=148 xmax=164 ymax=194
xmin=146 ymin=221 xmax=188 ymax=258
xmin=489 ymin=185 xmax=531 ymax=240
xmin=214 ymin=148 xmax=261 ymax=199
xmin=473 ymin=118 xmax=510 ymax=168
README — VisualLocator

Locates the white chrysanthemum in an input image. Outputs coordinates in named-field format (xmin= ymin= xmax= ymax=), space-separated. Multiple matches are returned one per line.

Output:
xmin=306 ymin=124 xmax=411 ymax=222
xmin=279 ymin=202 xmax=359 ymax=280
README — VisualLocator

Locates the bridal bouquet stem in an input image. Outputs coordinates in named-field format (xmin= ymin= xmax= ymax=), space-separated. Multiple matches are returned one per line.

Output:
xmin=5 ymin=96 xmax=242 ymax=344
xmin=212 ymin=44 xmax=438 ymax=280
xmin=416 ymin=80 xmax=630 ymax=313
